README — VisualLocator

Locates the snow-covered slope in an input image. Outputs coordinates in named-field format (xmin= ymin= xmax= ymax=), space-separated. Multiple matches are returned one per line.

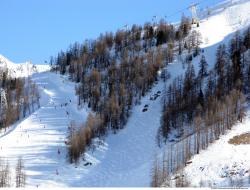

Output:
xmin=0 ymin=0 xmax=250 ymax=187
xmin=0 ymin=54 xmax=50 ymax=78
xmin=183 ymin=112 xmax=250 ymax=187
xmin=0 ymin=72 xmax=90 ymax=187
xmin=199 ymin=0 xmax=250 ymax=48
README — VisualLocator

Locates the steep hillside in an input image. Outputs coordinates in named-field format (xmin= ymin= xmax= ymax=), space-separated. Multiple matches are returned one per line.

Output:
xmin=161 ymin=0 xmax=250 ymax=187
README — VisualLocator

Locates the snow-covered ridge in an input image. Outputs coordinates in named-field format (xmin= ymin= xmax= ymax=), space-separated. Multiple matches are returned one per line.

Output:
xmin=0 ymin=54 xmax=50 ymax=78
xmin=198 ymin=0 xmax=250 ymax=48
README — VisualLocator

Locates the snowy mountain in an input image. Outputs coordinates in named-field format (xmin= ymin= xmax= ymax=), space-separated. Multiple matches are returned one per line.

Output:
xmin=0 ymin=0 xmax=250 ymax=188
xmin=0 ymin=54 xmax=50 ymax=78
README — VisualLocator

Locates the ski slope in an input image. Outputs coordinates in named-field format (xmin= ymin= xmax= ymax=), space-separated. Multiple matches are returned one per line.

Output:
xmin=0 ymin=0 xmax=250 ymax=187
xmin=0 ymin=72 xmax=91 ymax=187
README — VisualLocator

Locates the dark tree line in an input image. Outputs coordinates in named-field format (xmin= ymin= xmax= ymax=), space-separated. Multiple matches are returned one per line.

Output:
xmin=157 ymin=88 xmax=245 ymax=176
xmin=51 ymin=17 xmax=193 ymax=163
xmin=159 ymin=27 xmax=250 ymax=144
xmin=0 ymin=69 xmax=40 ymax=130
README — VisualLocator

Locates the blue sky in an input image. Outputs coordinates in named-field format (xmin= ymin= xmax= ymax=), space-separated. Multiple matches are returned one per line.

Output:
xmin=0 ymin=0 xmax=223 ymax=64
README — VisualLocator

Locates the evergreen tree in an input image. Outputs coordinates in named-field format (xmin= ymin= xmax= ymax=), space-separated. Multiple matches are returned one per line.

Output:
xmin=215 ymin=44 xmax=228 ymax=98
xmin=198 ymin=55 xmax=208 ymax=88
xmin=229 ymin=32 xmax=243 ymax=89
xmin=15 ymin=158 xmax=26 ymax=188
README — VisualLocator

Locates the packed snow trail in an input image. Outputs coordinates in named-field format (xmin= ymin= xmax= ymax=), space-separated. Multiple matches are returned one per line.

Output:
xmin=74 ymin=81 xmax=165 ymax=187
xmin=0 ymin=72 xmax=90 ymax=187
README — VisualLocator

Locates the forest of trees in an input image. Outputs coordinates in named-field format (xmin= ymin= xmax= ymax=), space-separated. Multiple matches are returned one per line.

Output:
xmin=159 ymin=27 xmax=250 ymax=144
xmin=50 ymin=17 xmax=200 ymax=163
xmin=0 ymin=69 xmax=40 ymax=130
xmin=152 ymin=26 xmax=250 ymax=187
xmin=0 ymin=158 xmax=26 ymax=188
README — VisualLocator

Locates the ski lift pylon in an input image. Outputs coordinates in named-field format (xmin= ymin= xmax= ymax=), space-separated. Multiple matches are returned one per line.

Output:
xmin=189 ymin=3 xmax=199 ymax=25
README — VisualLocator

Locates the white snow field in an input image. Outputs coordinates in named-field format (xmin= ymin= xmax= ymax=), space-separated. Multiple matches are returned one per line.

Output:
xmin=0 ymin=0 xmax=250 ymax=187
xmin=183 ymin=110 xmax=250 ymax=187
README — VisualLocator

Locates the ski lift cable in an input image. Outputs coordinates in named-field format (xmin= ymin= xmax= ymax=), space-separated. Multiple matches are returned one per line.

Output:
xmin=124 ymin=0 xmax=211 ymax=29
xmin=164 ymin=0 xmax=215 ymax=20
xmin=119 ymin=0 xmax=227 ymax=37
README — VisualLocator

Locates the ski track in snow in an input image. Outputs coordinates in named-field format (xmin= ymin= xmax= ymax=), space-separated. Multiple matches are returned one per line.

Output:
xmin=0 ymin=72 xmax=90 ymax=187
